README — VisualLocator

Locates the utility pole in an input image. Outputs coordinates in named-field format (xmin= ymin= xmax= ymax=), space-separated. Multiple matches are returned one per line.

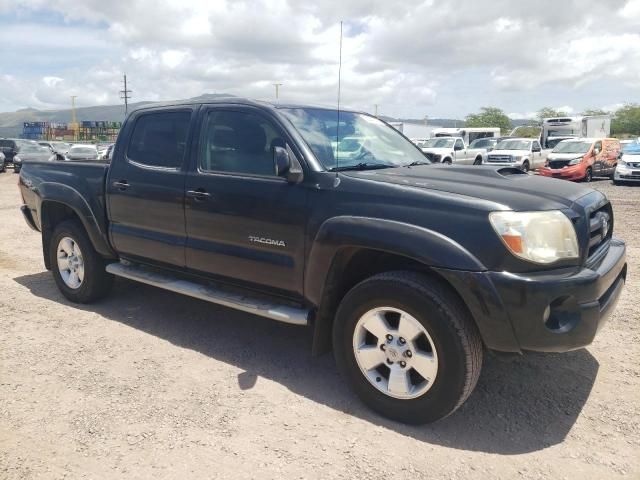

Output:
xmin=120 ymin=74 xmax=132 ymax=114
xmin=70 ymin=95 xmax=78 ymax=141
xmin=273 ymin=83 xmax=283 ymax=100
xmin=374 ymin=104 xmax=379 ymax=117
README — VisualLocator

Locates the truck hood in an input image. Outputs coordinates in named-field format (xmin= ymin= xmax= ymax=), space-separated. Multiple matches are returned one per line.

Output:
xmin=488 ymin=149 xmax=529 ymax=157
xmin=547 ymin=152 xmax=586 ymax=161
xmin=344 ymin=164 xmax=594 ymax=211
xmin=421 ymin=147 xmax=453 ymax=155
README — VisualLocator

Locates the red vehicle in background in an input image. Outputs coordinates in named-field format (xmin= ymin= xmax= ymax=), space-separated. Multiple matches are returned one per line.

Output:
xmin=539 ymin=138 xmax=620 ymax=182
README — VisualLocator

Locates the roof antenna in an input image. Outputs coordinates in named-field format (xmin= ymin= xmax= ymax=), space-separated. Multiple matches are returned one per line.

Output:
xmin=334 ymin=21 xmax=343 ymax=187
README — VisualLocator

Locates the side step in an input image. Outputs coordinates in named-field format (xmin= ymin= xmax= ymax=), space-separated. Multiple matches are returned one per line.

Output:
xmin=106 ymin=262 xmax=309 ymax=326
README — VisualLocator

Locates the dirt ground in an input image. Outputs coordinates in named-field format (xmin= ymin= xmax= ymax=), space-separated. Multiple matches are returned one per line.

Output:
xmin=1 ymin=169 xmax=639 ymax=480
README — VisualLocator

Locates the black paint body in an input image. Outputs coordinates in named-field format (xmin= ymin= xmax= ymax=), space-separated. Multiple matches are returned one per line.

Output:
xmin=18 ymin=98 xmax=627 ymax=354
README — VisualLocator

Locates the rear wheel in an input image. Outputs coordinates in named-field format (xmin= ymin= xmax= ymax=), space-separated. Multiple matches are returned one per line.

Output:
xmin=333 ymin=271 xmax=483 ymax=424
xmin=50 ymin=220 xmax=113 ymax=303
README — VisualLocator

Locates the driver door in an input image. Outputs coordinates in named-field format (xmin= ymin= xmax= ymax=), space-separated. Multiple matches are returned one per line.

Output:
xmin=183 ymin=106 xmax=309 ymax=298
xmin=453 ymin=138 xmax=468 ymax=164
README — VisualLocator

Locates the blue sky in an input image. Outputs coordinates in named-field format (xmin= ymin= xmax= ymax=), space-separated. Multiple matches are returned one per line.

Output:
xmin=1 ymin=0 xmax=639 ymax=119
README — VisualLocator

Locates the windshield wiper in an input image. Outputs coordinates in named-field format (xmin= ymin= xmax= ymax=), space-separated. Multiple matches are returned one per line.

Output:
xmin=404 ymin=160 xmax=431 ymax=167
xmin=329 ymin=163 xmax=397 ymax=172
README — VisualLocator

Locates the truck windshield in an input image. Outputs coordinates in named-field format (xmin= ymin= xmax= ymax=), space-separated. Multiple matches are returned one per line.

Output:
xmin=423 ymin=138 xmax=455 ymax=148
xmin=496 ymin=140 xmax=530 ymax=150
xmin=280 ymin=108 xmax=429 ymax=170
xmin=552 ymin=141 xmax=592 ymax=154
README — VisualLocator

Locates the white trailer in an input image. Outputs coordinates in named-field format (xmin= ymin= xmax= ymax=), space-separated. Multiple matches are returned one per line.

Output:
xmin=431 ymin=127 xmax=500 ymax=145
xmin=541 ymin=115 xmax=610 ymax=149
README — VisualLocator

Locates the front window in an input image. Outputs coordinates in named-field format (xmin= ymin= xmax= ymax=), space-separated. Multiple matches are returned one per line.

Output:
xmin=423 ymin=138 xmax=455 ymax=148
xmin=280 ymin=108 xmax=428 ymax=170
xmin=496 ymin=140 xmax=531 ymax=151
xmin=469 ymin=138 xmax=495 ymax=149
xmin=552 ymin=141 xmax=592 ymax=154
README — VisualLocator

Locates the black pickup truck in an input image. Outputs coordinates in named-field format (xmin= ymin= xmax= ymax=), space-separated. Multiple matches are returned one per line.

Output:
xmin=18 ymin=98 xmax=627 ymax=424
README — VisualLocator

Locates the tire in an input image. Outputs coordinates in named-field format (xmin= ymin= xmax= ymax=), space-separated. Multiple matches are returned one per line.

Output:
xmin=333 ymin=271 xmax=483 ymax=424
xmin=442 ymin=158 xmax=452 ymax=165
xmin=612 ymin=180 xmax=621 ymax=186
xmin=521 ymin=160 xmax=530 ymax=172
xmin=13 ymin=166 xmax=20 ymax=174
xmin=49 ymin=219 xmax=113 ymax=303
xmin=584 ymin=167 xmax=593 ymax=182
xmin=473 ymin=157 xmax=482 ymax=165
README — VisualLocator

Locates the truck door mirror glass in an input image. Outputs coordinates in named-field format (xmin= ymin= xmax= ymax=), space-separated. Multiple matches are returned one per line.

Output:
xmin=273 ymin=146 xmax=290 ymax=177
xmin=454 ymin=144 xmax=463 ymax=151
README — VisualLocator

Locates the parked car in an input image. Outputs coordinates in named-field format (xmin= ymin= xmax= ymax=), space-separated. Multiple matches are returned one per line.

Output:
xmin=420 ymin=136 xmax=485 ymax=164
xmin=1 ymin=138 xmax=43 ymax=170
xmin=18 ymin=98 xmax=626 ymax=424
xmin=613 ymin=142 xmax=640 ymax=185
xmin=411 ymin=138 xmax=430 ymax=149
xmin=0 ymin=151 xmax=5 ymax=172
xmin=65 ymin=144 xmax=100 ymax=161
xmin=484 ymin=138 xmax=547 ymax=172
xmin=43 ymin=141 xmax=72 ymax=155
xmin=539 ymin=138 xmax=620 ymax=182
xmin=12 ymin=143 xmax=54 ymax=173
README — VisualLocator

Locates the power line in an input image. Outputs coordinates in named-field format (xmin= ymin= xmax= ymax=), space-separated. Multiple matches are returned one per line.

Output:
xmin=119 ymin=74 xmax=132 ymax=114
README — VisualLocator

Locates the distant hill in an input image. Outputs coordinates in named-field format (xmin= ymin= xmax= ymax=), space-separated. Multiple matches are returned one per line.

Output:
xmin=0 ymin=94 xmax=537 ymax=138
xmin=0 ymin=93 xmax=234 ymax=138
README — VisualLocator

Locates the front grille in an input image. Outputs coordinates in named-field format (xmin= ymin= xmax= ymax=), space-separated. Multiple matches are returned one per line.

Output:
xmin=548 ymin=160 xmax=570 ymax=169
xmin=587 ymin=203 xmax=613 ymax=259
xmin=487 ymin=155 xmax=512 ymax=163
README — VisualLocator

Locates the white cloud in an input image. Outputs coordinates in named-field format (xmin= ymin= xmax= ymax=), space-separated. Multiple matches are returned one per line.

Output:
xmin=0 ymin=0 xmax=638 ymax=117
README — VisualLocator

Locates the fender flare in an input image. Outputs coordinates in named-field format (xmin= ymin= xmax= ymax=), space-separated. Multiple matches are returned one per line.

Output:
xmin=304 ymin=216 xmax=485 ymax=307
xmin=37 ymin=182 xmax=115 ymax=260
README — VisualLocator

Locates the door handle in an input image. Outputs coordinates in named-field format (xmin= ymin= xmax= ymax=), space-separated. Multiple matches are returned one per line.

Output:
xmin=186 ymin=189 xmax=211 ymax=201
xmin=112 ymin=180 xmax=129 ymax=190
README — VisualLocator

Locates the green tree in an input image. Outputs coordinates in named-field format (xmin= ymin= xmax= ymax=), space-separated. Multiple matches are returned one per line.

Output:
xmin=511 ymin=125 xmax=541 ymax=138
xmin=611 ymin=103 xmax=640 ymax=136
xmin=465 ymin=107 xmax=512 ymax=133
xmin=537 ymin=107 xmax=569 ymax=121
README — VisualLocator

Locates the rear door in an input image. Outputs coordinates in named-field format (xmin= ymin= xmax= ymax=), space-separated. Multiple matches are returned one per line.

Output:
xmin=592 ymin=140 xmax=604 ymax=174
xmin=184 ymin=105 xmax=308 ymax=297
xmin=106 ymin=108 xmax=194 ymax=267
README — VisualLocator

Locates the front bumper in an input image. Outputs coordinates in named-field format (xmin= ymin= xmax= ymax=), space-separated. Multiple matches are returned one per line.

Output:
xmin=614 ymin=169 xmax=640 ymax=182
xmin=539 ymin=164 xmax=585 ymax=181
xmin=20 ymin=204 xmax=39 ymax=231
xmin=435 ymin=238 xmax=626 ymax=353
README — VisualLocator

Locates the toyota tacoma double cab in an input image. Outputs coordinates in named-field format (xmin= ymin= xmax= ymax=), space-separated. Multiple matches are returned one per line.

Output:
xmin=18 ymin=98 xmax=627 ymax=424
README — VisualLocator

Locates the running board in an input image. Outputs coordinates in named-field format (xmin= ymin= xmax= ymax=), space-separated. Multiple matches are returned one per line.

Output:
xmin=106 ymin=262 xmax=309 ymax=326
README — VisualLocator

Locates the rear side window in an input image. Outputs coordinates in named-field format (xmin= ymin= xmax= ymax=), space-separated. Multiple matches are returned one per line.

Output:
xmin=0 ymin=140 xmax=15 ymax=148
xmin=127 ymin=111 xmax=191 ymax=168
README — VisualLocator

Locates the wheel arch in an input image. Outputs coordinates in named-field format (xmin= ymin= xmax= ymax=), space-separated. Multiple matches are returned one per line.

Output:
xmin=306 ymin=217 xmax=486 ymax=355
xmin=39 ymin=195 xmax=115 ymax=269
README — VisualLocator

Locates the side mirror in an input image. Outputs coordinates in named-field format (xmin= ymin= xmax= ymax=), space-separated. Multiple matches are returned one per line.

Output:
xmin=273 ymin=145 xmax=303 ymax=183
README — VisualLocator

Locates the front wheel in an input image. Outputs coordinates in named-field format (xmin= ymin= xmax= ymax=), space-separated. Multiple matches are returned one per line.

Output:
xmin=333 ymin=271 xmax=483 ymax=424
xmin=50 ymin=219 xmax=113 ymax=303
xmin=521 ymin=160 xmax=530 ymax=172
xmin=584 ymin=167 xmax=593 ymax=182
xmin=13 ymin=166 xmax=20 ymax=174
xmin=442 ymin=158 xmax=452 ymax=165
xmin=473 ymin=157 xmax=482 ymax=165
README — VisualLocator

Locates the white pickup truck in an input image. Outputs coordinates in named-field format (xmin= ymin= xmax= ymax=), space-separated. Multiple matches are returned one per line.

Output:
xmin=420 ymin=137 xmax=485 ymax=165
xmin=484 ymin=138 xmax=549 ymax=172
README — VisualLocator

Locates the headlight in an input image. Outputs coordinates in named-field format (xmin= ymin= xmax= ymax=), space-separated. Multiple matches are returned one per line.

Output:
xmin=489 ymin=211 xmax=579 ymax=264
xmin=13 ymin=155 xmax=22 ymax=163
xmin=618 ymin=160 xmax=627 ymax=167
xmin=568 ymin=156 xmax=583 ymax=165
